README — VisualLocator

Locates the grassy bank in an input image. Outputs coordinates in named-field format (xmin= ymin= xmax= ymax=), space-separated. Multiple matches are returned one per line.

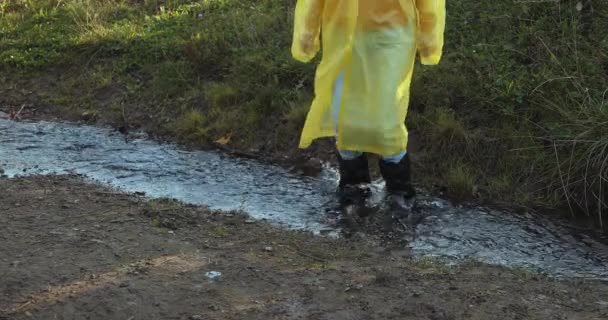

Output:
xmin=1 ymin=0 xmax=607 ymax=226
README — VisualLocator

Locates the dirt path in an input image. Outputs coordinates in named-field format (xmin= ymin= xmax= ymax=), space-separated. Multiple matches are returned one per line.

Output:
xmin=1 ymin=176 xmax=608 ymax=320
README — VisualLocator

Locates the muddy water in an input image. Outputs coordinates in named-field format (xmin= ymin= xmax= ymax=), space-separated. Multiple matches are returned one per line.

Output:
xmin=1 ymin=119 xmax=607 ymax=279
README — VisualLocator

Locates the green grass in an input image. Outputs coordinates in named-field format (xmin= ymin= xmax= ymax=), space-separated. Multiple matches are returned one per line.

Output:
xmin=1 ymin=0 xmax=607 ymax=226
xmin=445 ymin=162 xmax=477 ymax=201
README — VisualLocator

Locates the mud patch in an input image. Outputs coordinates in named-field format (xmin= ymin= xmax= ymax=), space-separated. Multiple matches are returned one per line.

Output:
xmin=1 ymin=175 xmax=608 ymax=320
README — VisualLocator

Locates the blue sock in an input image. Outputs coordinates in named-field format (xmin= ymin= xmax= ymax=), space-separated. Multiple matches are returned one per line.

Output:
xmin=338 ymin=150 xmax=363 ymax=160
xmin=338 ymin=150 xmax=407 ymax=163
xmin=382 ymin=150 xmax=407 ymax=164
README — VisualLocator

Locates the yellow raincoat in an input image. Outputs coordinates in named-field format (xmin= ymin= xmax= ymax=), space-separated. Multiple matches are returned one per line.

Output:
xmin=292 ymin=0 xmax=445 ymax=156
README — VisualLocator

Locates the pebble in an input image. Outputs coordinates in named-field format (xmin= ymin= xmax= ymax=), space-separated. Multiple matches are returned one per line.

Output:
xmin=205 ymin=271 xmax=222 ymax=280
xmin=319 ymin=229 xmax=334 ymax=235
xmin=81 ymin=111 xmax=94 ymax=121
xmin=345 ymin=284 xmax=363 ymax=292
xmin=264 ymin=246 xmax=273 ymax=252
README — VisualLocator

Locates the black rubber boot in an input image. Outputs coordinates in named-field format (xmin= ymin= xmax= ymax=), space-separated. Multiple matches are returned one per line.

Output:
xmin=379 ymin=153 xmax=416 ymax=213
xmin=338 ymin=153 xmax=371 ymax=189
xmin=336 ymin=152 xmax=371 ymax=207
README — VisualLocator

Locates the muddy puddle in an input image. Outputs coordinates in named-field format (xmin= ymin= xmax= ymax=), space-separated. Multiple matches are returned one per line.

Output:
xmin=1 ymin=119 xmax=607 ymax=279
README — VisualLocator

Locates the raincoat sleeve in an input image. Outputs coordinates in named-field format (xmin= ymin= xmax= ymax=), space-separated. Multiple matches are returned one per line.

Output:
xmin=415 ymin=0 xmax=446 ymax=65
xmin=292 ymin=0 xmax=325 ymax=63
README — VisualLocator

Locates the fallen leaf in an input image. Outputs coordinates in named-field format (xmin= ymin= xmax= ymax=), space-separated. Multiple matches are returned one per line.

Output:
xmin=215 ymin=133 xmax=232 ymax=145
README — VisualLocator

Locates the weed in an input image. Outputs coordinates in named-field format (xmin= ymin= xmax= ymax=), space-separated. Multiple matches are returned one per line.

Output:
xmin=174 ymin=110 xmax=207 ymax=143
xmin=446 ymin=162 xmax=477 ymax=200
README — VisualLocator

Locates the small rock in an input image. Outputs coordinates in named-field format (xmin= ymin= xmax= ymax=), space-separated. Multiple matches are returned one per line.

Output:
xmin=319 ymin=228 xmax=335 ymax=235
xmin=168 ymin=230 xmax=175 ymax=234
xmin=244 ymin=219 xmax=256 ymax=224
xmin=61 ymin=204 xmax=71 ymax=209
xmin=81 ymin=111 xmax=94 ymax=122
xmin=191 ymin=315 xmax=204 ymax=320
xmin=205 ymin=271 xmax=222 ymax=280
xmin=264 ymin=246 xmax=273 ymax=252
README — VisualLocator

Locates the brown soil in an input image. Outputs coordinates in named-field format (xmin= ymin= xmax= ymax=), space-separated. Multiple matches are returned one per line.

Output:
xmin=1 ymin=175 xmax=608 ymax=320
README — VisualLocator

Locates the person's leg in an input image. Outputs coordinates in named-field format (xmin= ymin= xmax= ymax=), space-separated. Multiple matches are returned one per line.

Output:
xmin=331 ymin=70 xmax=370 ymax=192
xmin=380 ymin=148 xmax=414 ymax=198
xmin=364 ymin=26 xmax=417 ymax=209
xmin=381 ymin=149 xmax=413 ymax=198
xmin=339 ymin=150 xmax=363 ymax=160
xmin=331 ymin=70 xmax=345 ymax=128
xmin=336 ymin=151 xmax=370 ymax=189
xmin=382 ymin=150 xmax=407 ymax=164
xmin=333 ymin=71 xmax=362 ymax=160
xmin=379 ymin=153 xmax=415 ymax=197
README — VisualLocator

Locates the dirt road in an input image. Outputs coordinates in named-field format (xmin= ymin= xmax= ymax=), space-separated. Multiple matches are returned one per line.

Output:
xmin=1 ymin=176 xmax=607 ymax=320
